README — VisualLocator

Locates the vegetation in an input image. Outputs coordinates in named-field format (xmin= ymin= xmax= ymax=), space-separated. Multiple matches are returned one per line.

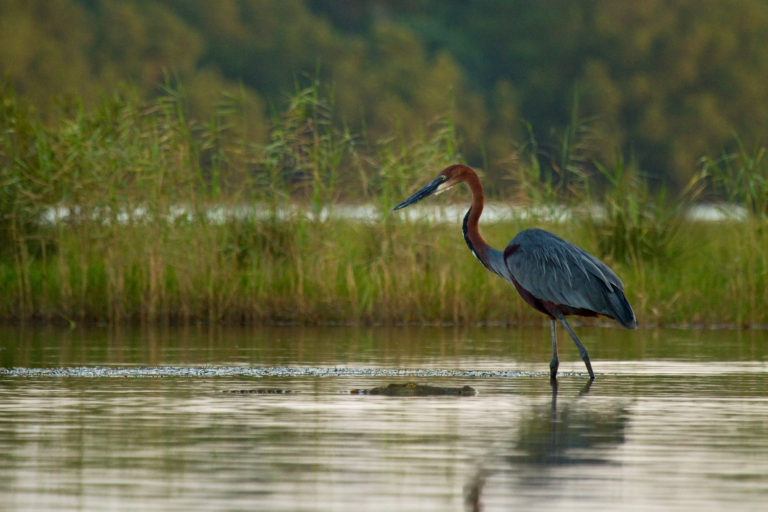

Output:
xmin=4 ymin=0 xmax=768 ymax=191
xmin=1 ymin=84 xmax=767 ymax=327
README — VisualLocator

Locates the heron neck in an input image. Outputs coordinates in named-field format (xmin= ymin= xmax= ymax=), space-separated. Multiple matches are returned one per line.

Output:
xmin=462 ymin=170 xmax=494 ymax=263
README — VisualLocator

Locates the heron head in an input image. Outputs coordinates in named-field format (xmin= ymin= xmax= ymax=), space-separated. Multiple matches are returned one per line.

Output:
xmin=392 ymin=165 xmax=465 ymax=211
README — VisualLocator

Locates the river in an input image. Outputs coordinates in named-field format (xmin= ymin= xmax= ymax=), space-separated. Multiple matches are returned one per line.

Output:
xmin=1 ymin=325 xmax=767 ymax=511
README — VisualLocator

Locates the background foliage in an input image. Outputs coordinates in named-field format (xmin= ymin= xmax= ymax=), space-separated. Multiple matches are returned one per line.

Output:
xmin=4 ymin=0 xmax=768 ymax=191
xmin=2 ymin=1 xmax=768 ymax=326
xmin=1 ymin=83 xmax=767 ymax=327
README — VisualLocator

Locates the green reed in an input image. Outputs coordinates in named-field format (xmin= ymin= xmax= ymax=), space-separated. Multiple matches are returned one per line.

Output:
xmin=1 ymin=81 xmax=767 ymax=326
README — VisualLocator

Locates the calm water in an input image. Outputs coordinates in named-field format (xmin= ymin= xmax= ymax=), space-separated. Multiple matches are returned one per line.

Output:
xmin=1 ymin=325 xmax=767 ymax=511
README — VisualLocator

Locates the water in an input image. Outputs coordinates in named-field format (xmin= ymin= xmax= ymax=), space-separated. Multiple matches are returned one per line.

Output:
xmin=1 ymin=325 xmax=767 ymax=511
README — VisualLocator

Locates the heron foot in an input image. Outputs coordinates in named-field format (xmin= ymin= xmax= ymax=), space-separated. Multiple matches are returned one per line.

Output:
xmin=549 ymin=356 xmax=559 ymax=380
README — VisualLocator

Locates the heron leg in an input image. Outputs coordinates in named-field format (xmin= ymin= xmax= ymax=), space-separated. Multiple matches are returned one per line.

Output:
xmin=549 ymin=319 xmax=559 ymax=380
xmin=560 ymin=318 xmax=595 ymax=380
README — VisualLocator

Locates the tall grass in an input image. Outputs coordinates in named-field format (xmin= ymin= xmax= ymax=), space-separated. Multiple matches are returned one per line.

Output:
xmin=699 ymin=140 xmax=768 ymax=326
xmin=702 ymin=139 xmax=768 ymax=219
xmin=1 ymin=81 xmax=767 ymax=327
xmin=584 ymin=153 xmax=706 ymax=265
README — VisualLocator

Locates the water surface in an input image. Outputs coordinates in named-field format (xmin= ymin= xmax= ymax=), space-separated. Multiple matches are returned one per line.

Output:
xmin=1 ymin=325 xmax=767 ymax=511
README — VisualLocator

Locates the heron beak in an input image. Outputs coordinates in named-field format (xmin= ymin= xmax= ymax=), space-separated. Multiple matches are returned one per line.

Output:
xmin=393 ymin=175 xmax=447 ymax=211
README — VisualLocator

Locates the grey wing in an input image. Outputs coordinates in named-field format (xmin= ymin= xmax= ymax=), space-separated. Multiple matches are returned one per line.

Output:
xmin=504 ymin=229 xmax=635 ymax=325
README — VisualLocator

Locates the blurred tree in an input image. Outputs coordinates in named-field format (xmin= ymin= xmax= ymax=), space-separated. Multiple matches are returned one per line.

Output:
xmin=166 ymin=0 xmax=489 ymax=185
xmin=577 ymin=0 xmax=768 ymax=187
xmin=359 ymin=0 xmax=768 ymax=188
xmin=91 ymin=0 xmax=202 ymax=88
xmin=0 ymin=0 xmax=93 ymax=110
xmin=4 ymin=0 xmax=768 ymax=192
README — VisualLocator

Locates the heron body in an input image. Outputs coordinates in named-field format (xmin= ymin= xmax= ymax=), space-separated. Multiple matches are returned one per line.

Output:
xmin=394 ymin=164 xmax=637 ymax=380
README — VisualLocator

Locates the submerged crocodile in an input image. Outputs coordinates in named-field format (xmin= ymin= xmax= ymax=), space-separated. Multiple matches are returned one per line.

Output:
xmin=350 ymin=382 xmax=476 ymax=396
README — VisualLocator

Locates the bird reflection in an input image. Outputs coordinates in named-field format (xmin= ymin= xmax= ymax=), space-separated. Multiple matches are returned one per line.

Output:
xmin=464 ymin=381 xmax=630 ymax=511
xmin=511 ymin=379 xmax=628 ymax=466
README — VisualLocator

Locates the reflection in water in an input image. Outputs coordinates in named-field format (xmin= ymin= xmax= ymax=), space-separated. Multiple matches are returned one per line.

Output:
xmin=466 ymin=380 xmax=631 ymax=511
xmin=511 ymin=380 xmax=628 ymax=466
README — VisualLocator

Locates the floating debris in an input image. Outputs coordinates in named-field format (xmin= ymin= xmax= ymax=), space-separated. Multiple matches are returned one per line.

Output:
xmin=350 ymin=382 xmax=476 ymax=396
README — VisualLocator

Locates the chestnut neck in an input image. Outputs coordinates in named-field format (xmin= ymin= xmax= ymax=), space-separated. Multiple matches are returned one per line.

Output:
xmin=456 ymin=165 xmax=493 ymax=264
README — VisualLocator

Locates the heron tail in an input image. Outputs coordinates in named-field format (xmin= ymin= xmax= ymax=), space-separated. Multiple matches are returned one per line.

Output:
xmin=609 ymin=285 xmax=637 ymax=329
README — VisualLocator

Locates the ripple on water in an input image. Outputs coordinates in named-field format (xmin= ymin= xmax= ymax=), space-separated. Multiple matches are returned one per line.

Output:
xmin=0 ymin=366 xmax=539 ymax=379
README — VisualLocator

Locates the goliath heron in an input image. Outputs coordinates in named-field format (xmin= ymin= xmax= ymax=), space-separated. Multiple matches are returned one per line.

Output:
xmin=393 ymin=164 xmax=636 ymax=380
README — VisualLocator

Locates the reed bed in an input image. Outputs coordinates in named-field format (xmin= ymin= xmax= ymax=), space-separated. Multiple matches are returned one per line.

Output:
xmin=1 ymin=83 xmax=767 ymax=327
